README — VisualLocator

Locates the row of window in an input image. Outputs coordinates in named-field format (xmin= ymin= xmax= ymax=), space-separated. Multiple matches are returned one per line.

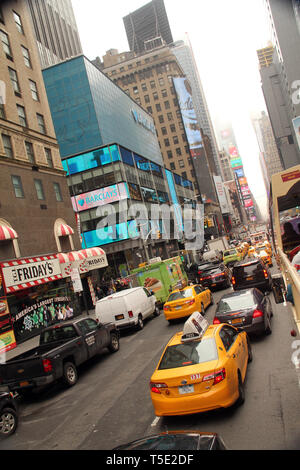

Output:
xmin=1 ymin=133 xmax=53 ymax=167
xmin=11 ymin=175 xmax=62 ymax=202
xmin=5 ymin=64 xmax=40 ymax=102
xmin=0 ymin=8 xmax=24 ymax=33
xmin=0 ymin=29 xmax=32 ymax=67
xmin=0 ymin=97 xmax=46 ymax=134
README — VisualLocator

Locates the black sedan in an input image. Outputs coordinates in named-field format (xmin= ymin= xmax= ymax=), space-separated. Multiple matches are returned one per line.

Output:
xmin=113 ymin=431 xmax=227 ymax=450
xmin=0 ymin=387 xmax=19 ymax=437
xmin=213 ymin=288 xmax=273 ymax=335
xmin=198 ymin=264 xmax=232 ymax=290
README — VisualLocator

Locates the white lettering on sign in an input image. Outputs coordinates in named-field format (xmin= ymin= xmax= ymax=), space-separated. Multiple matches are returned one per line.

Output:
xmin=131 ymin=109 xmax=156 ymax=134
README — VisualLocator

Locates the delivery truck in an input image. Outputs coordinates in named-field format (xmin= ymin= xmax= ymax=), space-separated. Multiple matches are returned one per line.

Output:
xmin=131 ymin=257 xmax=188 ymax=307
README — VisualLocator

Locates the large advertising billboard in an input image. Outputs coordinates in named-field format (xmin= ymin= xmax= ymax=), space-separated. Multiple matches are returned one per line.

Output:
xmin=213 ymin=175 xmax=230 ymax=214
xmin=173 ymin=77 xmax=203 ymax=157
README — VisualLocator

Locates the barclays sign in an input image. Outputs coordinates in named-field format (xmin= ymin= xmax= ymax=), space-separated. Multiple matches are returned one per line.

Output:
xmin=131 ymin=109 xmax=156 ymax=135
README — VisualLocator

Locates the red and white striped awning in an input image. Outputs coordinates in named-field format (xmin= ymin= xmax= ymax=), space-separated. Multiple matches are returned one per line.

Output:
xmin=56 ymin=223 xmax=74 ymax=237
xmin=58 ymin=251 xmax=85 ymax=264
xmin=0 ymin=224 xmax=18 ymax=241
xmin=79 ymin=247 xmax=106 ymax=258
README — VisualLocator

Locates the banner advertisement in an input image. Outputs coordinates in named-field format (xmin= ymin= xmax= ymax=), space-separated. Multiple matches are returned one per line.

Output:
xmin=0 ymin=296 xmax=16 ymax=353
xmin=71 ymin=182 xmax=129 ymax=212
xmin=213 ymin=175 xmax=231 ymax=214
xmin=173 ymin=77 xmax=203 ymax=157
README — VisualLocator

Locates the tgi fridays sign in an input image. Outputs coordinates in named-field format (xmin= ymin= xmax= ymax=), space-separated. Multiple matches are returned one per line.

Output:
xmin=0 ymin=255 xmax=62 ymax=294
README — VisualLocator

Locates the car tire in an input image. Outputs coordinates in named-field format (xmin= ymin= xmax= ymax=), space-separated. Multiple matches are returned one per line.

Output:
xmin=63 ymin=361 xmax=78 ymax=387
xmin=108 ymin=332 xmax=120 ymax=353
xmin=153 ymin=305 xmax=161 ymax=317
xmin=247 ymin=337 xmax=253 ymax=363
xmin=137 ymin=314 xmax=144 ymax=330
xmin=210 ymin=295 xmax=214 ymax=306
xmin=236 ymin=372 xmax=245 ymax=405
xmin=265 ymin=315 xmax=272 ymax=335
xmin=0 ymin=407 xmax=18 ymax=437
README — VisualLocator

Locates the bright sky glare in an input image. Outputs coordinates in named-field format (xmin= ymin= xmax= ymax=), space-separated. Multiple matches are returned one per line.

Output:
xmin=71 ymin=0 xmax=272 ymax=218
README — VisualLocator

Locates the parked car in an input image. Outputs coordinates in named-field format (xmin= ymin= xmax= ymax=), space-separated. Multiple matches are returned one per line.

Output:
xmin=0 ymin=386 xmax=19 ymax=437
xmin=163 ymin=285 xmax=213 ymax=322
xmin=113 ymin=431 xmax=228 ymax=450
xmin=0 ymin=318 xmax=120 ymax=394
xmin=150 ymin=312 xmax=251 ymax=416
xmin=223 ymin=248 xmax=244 ymax=267
xmin=96 ymin=286 xmax=160 ymax=331
xmin=213 ymin=288 xmax=273 ymax=335
xmin=231 ymin=259 xmax=272 ymax=292
xmin=198 ymin=264 xmax=232 ymax=290
xmin=185 ymin=262 xmax=215 ymax=284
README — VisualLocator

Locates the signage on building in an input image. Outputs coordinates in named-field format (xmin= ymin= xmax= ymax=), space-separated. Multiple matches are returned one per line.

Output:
xmin=230 ymin=157 xmax=243 ymax=168
xmin=0 ymin=296 xmax=16 ymax=354
xmin=0 ymin=255 xmax=62 ymax=294
xmin=71 ymin=268 xmax=83 ymax=293
xmin=72 ymin=182 xmax=129 ymax=212
xmin=213 ymin=175 xmax=231 ymax=214
xmin=131 ymin=109 xmax=156 ymax=134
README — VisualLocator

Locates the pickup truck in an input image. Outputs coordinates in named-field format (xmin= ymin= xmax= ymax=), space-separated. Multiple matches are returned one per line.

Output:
xmin=0 ymin=317 xmax=120 ymax=393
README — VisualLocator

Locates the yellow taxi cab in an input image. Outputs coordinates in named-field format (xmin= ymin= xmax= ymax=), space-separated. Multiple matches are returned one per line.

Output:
xmin=263 ymin=240 xmax=272 ymax=257
xmin=150 ymin=312 xmax=251 ymax=416
xmin=248 ymin=246 xmax=256 ymax=258
xmin=255 ymin=246 xmax=273 ymax=267
xmin=163 ymin=285 xmax=213 ymax=322
xmin=240 ymin=242 xmax=249 ymax=257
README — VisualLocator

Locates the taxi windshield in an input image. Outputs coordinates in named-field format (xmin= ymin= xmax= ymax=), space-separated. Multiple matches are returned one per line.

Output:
xmin=158 ymin=338 xmax=218 ymax=370
xmin=168 ymin=288 xmax=194 ymax=302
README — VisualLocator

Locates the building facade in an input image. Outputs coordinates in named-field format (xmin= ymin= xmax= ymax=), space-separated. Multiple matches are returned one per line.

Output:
xmin=42 ymin=55 xmax=199 ymax=274
xmin=25 ymin=0 xmax=82 ymax=68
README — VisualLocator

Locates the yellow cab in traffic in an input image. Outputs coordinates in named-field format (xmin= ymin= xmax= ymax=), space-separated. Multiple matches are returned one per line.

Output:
xmin=150 ymin=312 xmax=251 ymax=416
xmin=263 ymin=240 xmax=272 ymax=257
xmin=163 ymin=285 xmax=212 ymax=323
xmin=248 ymin=246 xmax=256 ymax=258
xmin=255 ymin=245 xmax=273 ymax=267
xmin=240 ymin=242 xmax=249 ymax=258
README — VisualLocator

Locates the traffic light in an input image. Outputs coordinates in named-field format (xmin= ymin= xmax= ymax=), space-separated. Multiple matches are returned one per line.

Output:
xmin=156 ymin=230 xmax=161 ymax=239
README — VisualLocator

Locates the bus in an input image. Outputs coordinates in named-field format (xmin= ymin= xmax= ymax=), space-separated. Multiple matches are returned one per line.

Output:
xmin=270 ymin=165 xmax=300 ymax=322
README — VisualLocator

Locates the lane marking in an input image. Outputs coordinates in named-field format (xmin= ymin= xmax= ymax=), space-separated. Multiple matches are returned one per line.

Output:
xmin=151 ymin=416 xmax=160 ymax=427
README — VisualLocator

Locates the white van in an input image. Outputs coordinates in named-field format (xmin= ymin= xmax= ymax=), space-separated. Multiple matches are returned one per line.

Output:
xmin=95 ymin=287 xmax=160 ymax=330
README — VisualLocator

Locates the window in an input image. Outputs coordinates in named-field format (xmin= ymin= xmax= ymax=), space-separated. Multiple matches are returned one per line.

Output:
xmin=11 ymin=175 xmax=24 ymax=198
xmin=155 ymin=103 xmax=161 ymax=112
xmin=0 ymin=6 xmax=4 ymax=24
xmin=144 ymin=94 xmax=150 ymax=103
xmin=173 ymin=136 xmax=179 ymax=144
xmin=176 ymin=148 xmax=182 ymax=156
xmin=219 ymin=326 xmax=237 ymax=351
xmin=170 ymin=124 xmax=176 ymax=132
xmin=53 ymin=182 xmax=63 ymax=202
xmin=0 ymin=30 xmax=12 ymax=58
xmin=170 ymin=162 xmax=175 ymax=170
xmin=161 ymin=89 xmax=167 ymax=97
xmin=141 ymin=83 xmax=147 ymax=91
xmin=158 ymin=77 xmax=164 ymax=86
xmin=179 ymin=160 xmax=185 ymax=168
xmin=161 ymin=127 xmax=167 ymax=135
xmin=167 ymin=112 xmax=173 ymax=121
xmin=25 ymin=141 xmax=35 ymax=163
xmin=45 ymin=148 xmax=53 ymax=167
xmin=147 ymin=106 xmax=152 ymax=114
xmin=21 ymin=46 xmax=31 ymax=67
xmin=17 ymin=105 xmax=27 ymax=127
xmin=36 ymin=113 xmax=46 ymax=134
xmin=167 ymin=151 xmax=173 ymax=159
xmin=34 ymin=179 xmax=45 ymax=200
xmin=150 ymin=80 xmax=155 ymax=88
xmin=153 ymin=92 xmax=158 ymax=100
xmin=13 ymin=11 xmax=24 ymax=33
xmin=29 ymin=80 xmax=39 ymax=101
xmin=164 ymin=100 xmax=170 ymax=109
xmin=133 ymin=86 xmax=138 ymax=94
xmin=164 ymin=138 xmax=170 ymax=147
xmin=0 ymin=104 xmax=5 ymax=119
xmin=158 ymin=115 xmax=164 ymax=123
xmin=8 ymin=67 xmax=20 ymax=94
xmin=2 ymin=134 xmax=13 ymax=158
xmin=181 ymin=171 xmax=187 ymax=179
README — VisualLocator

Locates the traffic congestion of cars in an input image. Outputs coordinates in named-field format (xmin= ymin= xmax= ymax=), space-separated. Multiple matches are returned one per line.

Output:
xmin=0 ymin=235 xmax=275 ymax=450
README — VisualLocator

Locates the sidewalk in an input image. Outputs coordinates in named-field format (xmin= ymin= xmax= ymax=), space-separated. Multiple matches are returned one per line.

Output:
xmin=4 ymin=309 xmax=97 ymax=361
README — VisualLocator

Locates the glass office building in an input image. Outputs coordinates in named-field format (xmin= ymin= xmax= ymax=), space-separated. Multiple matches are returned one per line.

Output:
xmin=42 ymin=57 xmax=197 ymax=273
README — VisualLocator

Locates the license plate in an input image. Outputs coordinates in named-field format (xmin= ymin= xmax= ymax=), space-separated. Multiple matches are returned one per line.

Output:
xmin=175 ymin=306 xmax=182 ymax=310
xmin=246 ymin=276 xmax=254 ymax=281
xmin=115 ymin=314 xmax=124 ymax=320
xmin=20 ymin=381 xmax=29 ymax=387
xmin=178 ymin=384 xmax=194 ymax=394
xmin=232 ymin=318 xmax=242 ymax=324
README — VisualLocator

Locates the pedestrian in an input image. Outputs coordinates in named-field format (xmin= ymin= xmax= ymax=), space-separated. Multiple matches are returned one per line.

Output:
xmin=66 ymin=304 xmax=74 ymax=319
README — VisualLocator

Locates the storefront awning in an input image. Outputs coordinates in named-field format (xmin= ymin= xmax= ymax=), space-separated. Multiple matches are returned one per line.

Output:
xmin=58 ymin=247 xmax=108 ymax=277
xmin=56 ymin=223 xmax=74 ymax=237
xmin=0 ymin=224 xmax=18 ymax=241
xmin=78 ymin=247 xmax=108 ymax=270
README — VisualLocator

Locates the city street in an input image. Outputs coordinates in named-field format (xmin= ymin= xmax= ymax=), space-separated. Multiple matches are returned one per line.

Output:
xmin=1 ymin=266 xmax=300 ymax=451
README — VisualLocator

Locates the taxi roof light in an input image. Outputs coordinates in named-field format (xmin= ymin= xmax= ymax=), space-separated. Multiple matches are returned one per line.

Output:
xmin=181 ymin=311 xmax=209 ymax=343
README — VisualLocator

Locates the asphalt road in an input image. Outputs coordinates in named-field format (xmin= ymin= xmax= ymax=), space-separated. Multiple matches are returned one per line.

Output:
xmin=1 ymin=268 xmax=300 ymax=450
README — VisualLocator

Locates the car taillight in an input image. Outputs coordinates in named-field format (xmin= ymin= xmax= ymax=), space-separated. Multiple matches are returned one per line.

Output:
xmin=185 ymin=299 xmax=195 ymax=305
xmin=128 ymin=310 xmax=133 ymax=317
xmin=42 ymin=359 xmax=53 ymax=373
xmin=263 ymin=269 xmax=268 ymax=279
xmin=150 ymin=382 xmax=168 ymax=394
xmin=253 ymin=309 xmax=264 ymax=318
xmin=163 ymin=305 xmax=170 ymax=311
xmin=231 ymin=276 xmax=236 ymax=285
xmin=213 ymin=318 xmax=221 ymax=324
xmin=203 ymin=368 xmax=226 ymax=385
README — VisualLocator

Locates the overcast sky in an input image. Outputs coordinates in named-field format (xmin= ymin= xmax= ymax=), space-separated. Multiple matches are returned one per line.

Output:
xmin=71 ymin=0 xmax=272 ymax=218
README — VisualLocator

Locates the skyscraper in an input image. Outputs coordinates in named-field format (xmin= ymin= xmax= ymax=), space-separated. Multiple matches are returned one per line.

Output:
xmin=123 ymin=0 xmax=173 ymax=54
xmin=25 ymin=0 xmax=82 ymax=68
